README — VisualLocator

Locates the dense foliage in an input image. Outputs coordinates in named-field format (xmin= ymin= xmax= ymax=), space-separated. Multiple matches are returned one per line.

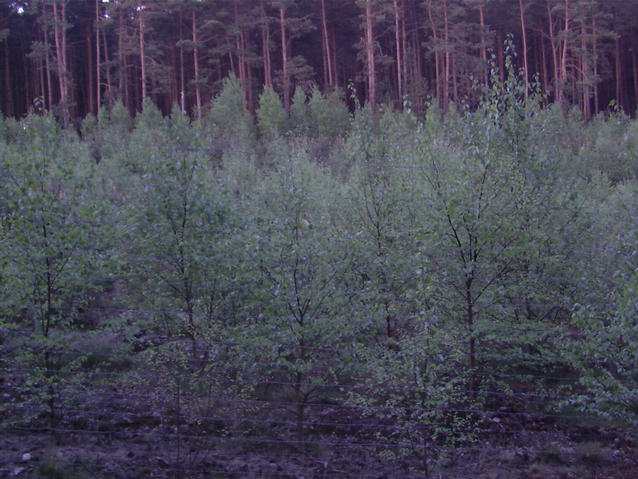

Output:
xmin=1 ymin=71 xmax=638 ymax=476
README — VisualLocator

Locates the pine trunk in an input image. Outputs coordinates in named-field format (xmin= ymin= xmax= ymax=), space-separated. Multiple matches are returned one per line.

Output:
xmin=38 ymin=35 xmax=45 ymax=107
xmin=95 ymin=0 xmax=101 ymax=116
xmin=321 ymin=0 xmax=334 ymax=87
xmin=540 ymin=30 xmax=548 ymax=96
xmin=560 ymin=0 xmax=570 ymax=106
xmin=192 ymin=10 xmax=201 ymax=120
xmin=3 ymin=36 xmax=13 ymax=116
xmin=547 ymin=2 xmax=561 ymax=104
xmin=118 ymin=6 xmax=128 ymax=111
xmin=44 ymin=26 xmax=53 ymax=111
xmin=401 ymin=0 xmax=407 ymax=92
xmin=364 ymin=0 xmax=376 ymax=110
xmin=138 ymin=4 xmax=147 ymax=109
xmin=331 ymin=24 xmax=338 ymax=86
xmin=479 ymin=3 xmax=487 ymax=85
xmin=519 ymin=0 xmax=529 ymax=100
xmin=592 ymin=10 xmax=599 ymax=114
xmin=443 ymin=0 xmax=450 ymax=110
xmin=53 ymin=0 xmax=69 ymax=127
xmin=427 ymin=0 xmax=441 ymax=101
xmin=179 ymin=9 xmax=185 ymax=113
xmin=615 ymin=34 xmax=622 ymax=107
xmin=393 ymin=0 xmax=402 ymax=102
xmin=87 ymin=24 xmax=94 ymax=115
xmin=261 ymin=0 xmax=273 ymax=88
xmin=280 ymin=6 xmax=290 ymax=114
xmin=581 ymin=14 xmax=590 ymax=119
xmin=235 ymin=4 xmax=248 ymax=105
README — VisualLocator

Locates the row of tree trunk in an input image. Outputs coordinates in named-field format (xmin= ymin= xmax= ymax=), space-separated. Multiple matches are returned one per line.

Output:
xmin=2 ymin=0 xmax=637 ymax=121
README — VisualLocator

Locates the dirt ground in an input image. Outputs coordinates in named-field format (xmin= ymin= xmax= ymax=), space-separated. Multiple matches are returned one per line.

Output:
xmin=1 ymin=421 xmax=636 ymax=478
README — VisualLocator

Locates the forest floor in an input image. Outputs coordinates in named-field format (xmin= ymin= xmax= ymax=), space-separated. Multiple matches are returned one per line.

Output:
xmin=1 ymin=415 xmax=636 ymax=478
xmin=2 ymin=328 xmax=637 ymax=478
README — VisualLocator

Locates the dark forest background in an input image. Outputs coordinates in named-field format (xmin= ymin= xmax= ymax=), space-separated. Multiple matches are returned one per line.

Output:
xmin=2 ymin=0 xmax=638 ymax=124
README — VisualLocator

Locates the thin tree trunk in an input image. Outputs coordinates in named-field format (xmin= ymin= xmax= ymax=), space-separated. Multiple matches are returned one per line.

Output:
xmin=42 ymin=222 xmax=56 ymax=429
xmin=321 ymin=0 xmax=334 ymax=87
xmin=592 ymin=10 xmax=599 ymax=114
xmin=245 ymin=31 xmax=253 ymax=111
xmin=393 ymin=0 xmax=402 ymax=102
xmin=519 ymin=0 xmax=529 ymax=100
xmin=295 ymin=372 xmax=305 ymax=447
xmin=235 ymin=4 xmax=248 ymax=104
xmin=4 ymin=36 xmax=13 ymax=116
xmin=118 ymin=5 xmax=128 ymax=111
xmin=497 ymin=30 xmax=504 ymax=83
xmin=179 ymin=9 xmax=185 ymax=113
xmin=321 ymin=28 xmax=328 ymax=86
xmin=614 ymin=7 xmax=622 ymax=108
xmin=280 ymin=6 xmax=290 ymax=114
xmin=412 ymin=2 xmax=423 ymax=84
xmin=96 ymin=0 xmax=101 ymax=116
xmin=87 ymin=24 xmax=94 ymax=115
xmin=560 ymin=0 xmax=570 ymax=106
xmin=547 ymin=2 xmax=561 ymax=104
xmin=228 ymin=39 xmax=236 ymax=75
xmin=150 ymin=76 xmax=157 ymax=106
xmin=192 ymin=10 xmax=201 ymax=120
xmin=478 ymin=2 xmax=487 ymax=86
xmin=427 ymin=0 xmax=441 ymax=102
xmin=443 ymin=0 xmax=450 ymax=110
xmin=261 ymin=0 xmax=273 ymax=88
xmin=331 ymin=23 xmax=338 ymax=86
xmin=615 ymin=34 xmax=622 ymax=107
xmin=295 ymin=332 xmax=307 ymax=449
xmin=22 ymin=35 xmax=31 ymax=115
xmin=44 ymin=26 xmax=53 ymax=111
xmin=452 ymin=55 xmax=458 ymax=103
xmin=39 ymin=39 xmax=46 ymax=108
xmin=414 ymin=24 xmax=423 ymax=88
xmin=53 ymin=0 xmax=69 ymax=127
xmin=364 ymin=0 xmax=376 ymax=110
xmin=540 ymin=29 xmax=548 ymax=96
xmin=236 ymin=34 xmax=245 ymax=98
xmin=138 ymin=4 xmax=147 ymax=109
xmin=132 ymin=55 xmax=139 ymax=113
xmin=69 ymin=40 xmax=78 ymax=119
xmin=465 ymin=276 xmax=476 ymax=397
xmin=401 ymin=0 xmax=407 ymax=91
xmin=581 ymin=14 xmax=590 ymax=119
xmin=101 ymin=28 xmax=112 ymax=106
xmin=62 ymin=1 xmax=69 ymax=119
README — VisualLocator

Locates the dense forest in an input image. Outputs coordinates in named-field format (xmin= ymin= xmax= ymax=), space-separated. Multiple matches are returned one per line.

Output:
xmin=1 ymin=48 xmax=638 ymax=476
xmin=2 ymin=0 xmax=638 ymax=123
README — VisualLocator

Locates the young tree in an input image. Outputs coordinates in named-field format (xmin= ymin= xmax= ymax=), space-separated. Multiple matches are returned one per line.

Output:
xmin=0 ymin=113 xmax=103 ymax=425
xmin=206 ymin=74 xmax=256 ymax=159
xmin=414 ymin=53 xmax=583 ymax=393
xmin=256 ymin=85 xmax=287 ymax=137
xmin=124 ymin=104 xmax=236 ymax=363
xmin=565 ymin=181 xmax=638 ymax=430
xmin=343 ymin=107 xmax=419 ymax=341
xmin=246 ymin=152 xmax=355 ymax=447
